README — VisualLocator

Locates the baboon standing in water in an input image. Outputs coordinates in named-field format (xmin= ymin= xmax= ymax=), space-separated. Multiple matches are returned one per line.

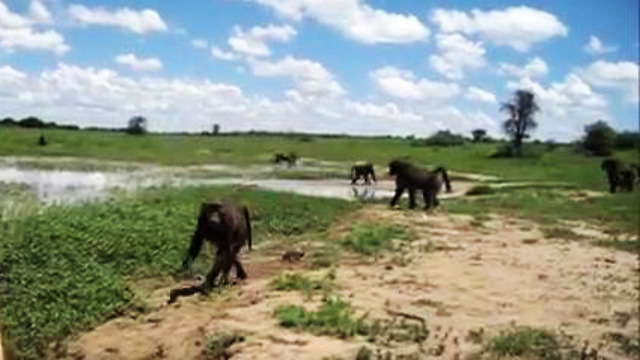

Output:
xmin=388 ymin=160 xmax=452 ymax=210
xmin=351 ymin=161 xmax=376 ymax=185
xmin=181 ymin=202 xmax=252 ymax=289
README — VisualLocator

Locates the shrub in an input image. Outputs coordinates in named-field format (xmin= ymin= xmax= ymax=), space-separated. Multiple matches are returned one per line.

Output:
xmin=582 ymin=120 xmax=616 ymax=156
xmin=422 ymin=130 xmax=466 ymax=147
xmin=615 ymin=131 xmax=640 ymax=150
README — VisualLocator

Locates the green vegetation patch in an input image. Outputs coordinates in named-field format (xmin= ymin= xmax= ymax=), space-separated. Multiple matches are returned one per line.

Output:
xmin=592 ymin=238 xmax=640 ymax=253
xmin=448 ymin=189 xmax=639 ymax=235
xmin=466 ymin=185 xmax=497 ymax=196
xmin=276 ymin=297 xmax=370 ymax=338
xmin=485 ymin=327 xmax=569 ymax=360
xmin=542 ymin=227 xmax=584 ymax=241
xmin=0 ymin=185 xmax=358 ymax=359
xmin=342 ymin=223 xmax=414 ymax=256
xmin=205 ymin=332 xmax=245 ymax=359
xmin=271 ymin=269 xmax=336 ymax=298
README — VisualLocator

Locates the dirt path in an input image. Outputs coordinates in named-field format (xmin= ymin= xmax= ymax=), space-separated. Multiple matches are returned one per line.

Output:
xmin=60 ymin=207 xmax=638 ymax=360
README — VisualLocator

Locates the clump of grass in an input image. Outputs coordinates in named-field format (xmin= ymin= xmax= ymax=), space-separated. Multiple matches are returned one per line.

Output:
xmin=342 ymin=223 xmax=413 ymax=256
xmin=205 ymin=332 xmax=245 ymax=359
xmin=542 ymin=226 xmax=583 ymax=240
xmin=485 ymin=327 xmax=567 ymax=360
xmin=272 ymin=269 xmax=336 ymax=298
xmin=620 ymin=335 xmax=640 ymax=356
xmin=592 ymin=238 xmax=639 ymax=253
xmin=466 ymin=185 xmax=496 ymax=196
xmin=276 ymin=297 xmax=370 ymax=338
xmin=310 ymin=246 xmax=339 ymax=268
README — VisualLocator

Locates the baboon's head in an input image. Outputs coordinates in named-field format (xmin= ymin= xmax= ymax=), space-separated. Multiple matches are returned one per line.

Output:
xmin=601 ymin=159 xmax=619 ymax=173
xmin=388 ymin=159 xmax=410 ymax=176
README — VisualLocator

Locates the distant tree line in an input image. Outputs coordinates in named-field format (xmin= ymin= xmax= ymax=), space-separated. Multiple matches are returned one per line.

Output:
xmin=581 ymin=120 xmax=640 ymax=156
xmin=1 ymin=116 xmax=79 ymax=130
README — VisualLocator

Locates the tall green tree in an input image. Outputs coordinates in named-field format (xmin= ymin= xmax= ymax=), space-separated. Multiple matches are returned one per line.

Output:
xmin=500 ymin=90 xmax=539 ymax=156
xmin=127 ymin=116 xmax=147 ymax=135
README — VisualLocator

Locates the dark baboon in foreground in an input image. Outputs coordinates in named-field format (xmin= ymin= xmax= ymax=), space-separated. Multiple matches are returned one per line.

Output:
xmin=181 ymin=202 xmax=252 ymax=289
xmin=388 ymin=160 xmax=451 ymax=210
xmin=38 ymin=134 xmax=47 ymax=146
xmin=601 ymin=159 xmax=635 ymax=193
xmin=351 ymin=161 xmax=376 ymax=185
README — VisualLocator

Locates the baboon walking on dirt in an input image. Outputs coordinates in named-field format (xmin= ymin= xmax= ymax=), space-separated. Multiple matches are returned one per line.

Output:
xmin=181 ymin=202 xmax=252 ymax=289
xmin=388 ymin=160 xmax=452 ymax=210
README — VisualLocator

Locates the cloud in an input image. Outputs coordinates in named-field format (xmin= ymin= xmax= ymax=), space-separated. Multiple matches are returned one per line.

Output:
xmin=0 ymin=1 xmax=69 ymax=54
xmin=429 ymin=33 xmax=485 ymax=79
xmin=68 ymin=4 xmax=168 ymax=34
xmin=29 ymin=1 xmax=52 ymax=23
xmin=191 ymin=38 xmax=208 ymax=49
xmin=344 ymin=100 xmax=422 ymax=122
xmin=249 ymin=56 xmax=345 ymax=98
xmin=578 ymin=60 xmax=638 ymax=102
xmin=584 ymin=35 xmax=616 ymax=55
xmin=369 ymin=66 xmax=460 ymax=101
xmin=250 ymin=0 xmax=429 ymax=44
xmin=499 ymin=57 xmax=548 ymax=78
xmin=431 ymin=6 xmax=568 ymax=51
xmin=114 ymin=53 xmax=163 ymax=72
xmin=211 ymin=46 xmax=240 ymax=61
xmin=507 ymin=73 xmax=607 ymax=116
xmin=227 ymin=24 xmax=296 ymax=57
xmin=466 ymin=86 xmax=496 ymax=103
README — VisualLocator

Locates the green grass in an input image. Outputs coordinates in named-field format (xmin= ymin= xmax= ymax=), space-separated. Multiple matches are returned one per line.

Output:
xmin=592 ymin=238 xmax=640 ymax=253
xmin=448 ymin=189 xmax=639 ymax=235
xmin=342 ymin=223 xmax=414 ymax=256
xmin=2 ymin=128 xmax=638 ymax=190
xmin=276 ymin=297 xmax=370 ymax=338
xmin=271 ymin=269 xmax=336 ymax=298
xmin=205 ymin=332 xmax=245 ymax=359
xmin=541 ymin=227 xmax=584 ymax=241
xmin=466 ymin=185 xmax=497 ymax=196
xmin=0 ymin=185 xmax=359 ymax=359
xmin=485 ymin=327 xmax=572 ymax=360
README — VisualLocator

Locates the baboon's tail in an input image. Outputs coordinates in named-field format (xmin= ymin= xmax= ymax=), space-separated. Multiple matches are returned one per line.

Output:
xmin=434 ymin=167 xmax=452 ymax=193
xmin=243 ymin=206 xmax=252 ymax=250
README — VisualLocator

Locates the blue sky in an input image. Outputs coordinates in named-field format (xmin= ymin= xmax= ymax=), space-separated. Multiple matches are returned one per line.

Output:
xmin=0 ymin=0 xmax=637 ymax=140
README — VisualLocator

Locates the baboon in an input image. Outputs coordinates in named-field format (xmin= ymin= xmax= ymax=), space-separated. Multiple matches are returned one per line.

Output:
xmin=388 ymin=160 xmax=452 ymax=210
xmin=274 ymin=152 xmax=298 ymax=167
xmin=601 ymin=159 xmax=635 ymax=193
xmin=181 ymin=202 xmax=252 ymax=289
xmin=281 ymin=249 xmax=305 ymax=263
xmin=351 ymin=161 xmax=376 ymax=185
xmin=38 ymin=134 xmax=47 ymax=146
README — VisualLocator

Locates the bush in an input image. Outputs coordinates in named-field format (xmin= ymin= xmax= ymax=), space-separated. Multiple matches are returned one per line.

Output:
xmin=420 ymin=130 xmax=466 ymax=147
xmin=615 ymin=131 xmax=640 ymax=150
xmin=582 ymin=120 xmax=616 ymax=156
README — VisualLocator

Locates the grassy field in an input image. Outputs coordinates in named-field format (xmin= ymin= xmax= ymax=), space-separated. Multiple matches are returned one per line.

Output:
xmin=0 ymin=185 xmax=360 ymax=359
xmin=2 ymin=128 xmax=638 ymax=190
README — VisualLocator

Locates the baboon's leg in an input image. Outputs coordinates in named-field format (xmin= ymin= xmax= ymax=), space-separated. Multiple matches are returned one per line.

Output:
xmin=233 ymin=257 xmax=247 ymax=280
xmin=206 ymin=250 xmax=227 ymax=288
xmin=408 ymin=189 xmax=417 ymax=209
xmin=422 ymin=190 xmax=431 ymax=210
xmin=365 ymin=173 xmax=371 ymax=185
xmin=390 ymin=187 xmax=405 ymax=206
xmin=432 ymin=192 xmax=440 ymax=207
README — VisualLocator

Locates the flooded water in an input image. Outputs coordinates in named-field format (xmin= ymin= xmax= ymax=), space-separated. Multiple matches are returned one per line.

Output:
xmin=0 ymin=157 xmax=474 ymax=206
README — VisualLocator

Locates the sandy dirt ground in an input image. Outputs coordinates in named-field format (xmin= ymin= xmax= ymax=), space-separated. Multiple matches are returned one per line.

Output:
xmin=58 ymin=206 xmax=639 ymax=360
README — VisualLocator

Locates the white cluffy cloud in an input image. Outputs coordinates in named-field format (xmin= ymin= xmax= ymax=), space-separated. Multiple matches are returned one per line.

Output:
xmin=228 ymin=24 xmax=296 ymax=57
xmin=250 ymin=0 xmax=429 ymax=44
xmin=431 ymin=6 xmax=568 ymax=51
xmin=114 ymin=54 xmax=163 ymax=72
xmin=579 ymin=60 xmax=639 ymax=103
xmin=584 ymin=35 xmax=616 ymax=55
xmin=68 ymin=4 xmax=168 ymax=34
xmin=429 ymin=33 xmax=485 ymax=79
xmin=466 ymin=86 xmax=496 ymax=103
xmin=0 ymin=62 xmax=483 ymax=137
xmin=249 ymin=56 xmax=344 ymax=98
xmin=499 ymin=57 xmax=548 ymax=78
xmin=369 ymin=66 xmax=460 ymax=101
xmin=0 ymin=0 xmax=69 ymax=54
